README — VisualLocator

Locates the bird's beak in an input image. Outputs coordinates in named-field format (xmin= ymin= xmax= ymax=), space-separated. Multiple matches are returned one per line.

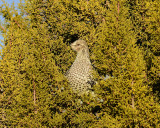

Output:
xmin=70 ymin=43 xmax=76 ymax=49
xmin=70 ymin=43 xmax=73 ymax=47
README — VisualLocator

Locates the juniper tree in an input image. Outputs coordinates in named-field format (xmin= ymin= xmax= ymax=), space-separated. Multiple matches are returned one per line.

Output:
xmin=0 ymin=0 xmax=160 ymax=127
xmin=0 ymin=0 xmax=98 ymax=127
xmin=127 ymin=0 xmax=160 ymax=97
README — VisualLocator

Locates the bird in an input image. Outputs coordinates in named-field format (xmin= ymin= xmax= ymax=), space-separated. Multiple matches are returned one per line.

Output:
xmin=65 ymin=39 xmax=95 ymax=94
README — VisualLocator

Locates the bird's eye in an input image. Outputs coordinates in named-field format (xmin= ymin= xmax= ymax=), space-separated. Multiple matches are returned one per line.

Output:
xmin=77 ymin=44 xmax=80 ymax=46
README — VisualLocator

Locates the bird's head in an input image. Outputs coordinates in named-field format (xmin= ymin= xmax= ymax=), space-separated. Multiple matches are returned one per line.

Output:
xmin=70 ymin=39 xmax=88 ymax=53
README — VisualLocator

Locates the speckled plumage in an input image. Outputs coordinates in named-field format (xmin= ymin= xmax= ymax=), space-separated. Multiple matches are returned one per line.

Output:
xmin=66 ymin=39 xmax=94 ymax=94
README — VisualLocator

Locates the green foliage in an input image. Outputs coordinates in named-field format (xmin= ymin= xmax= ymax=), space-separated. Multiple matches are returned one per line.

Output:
xmin=0 ymin=0 xmax=160 ymax=127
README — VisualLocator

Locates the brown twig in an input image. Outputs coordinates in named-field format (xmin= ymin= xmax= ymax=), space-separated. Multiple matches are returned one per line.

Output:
xmin=131 ymin=79 xmax=135 ymax=109
xmin=14 ymin=20 xmax=21 ymax=28
xmin=33 ymin=79 xmax=36 ymax=105
xmin=19 ymin=55 xmax=21 ymax=64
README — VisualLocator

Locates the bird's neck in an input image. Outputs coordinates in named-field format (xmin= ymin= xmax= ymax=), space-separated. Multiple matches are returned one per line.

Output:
xmin=75 ymin=49 xmax=91 ymax=63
